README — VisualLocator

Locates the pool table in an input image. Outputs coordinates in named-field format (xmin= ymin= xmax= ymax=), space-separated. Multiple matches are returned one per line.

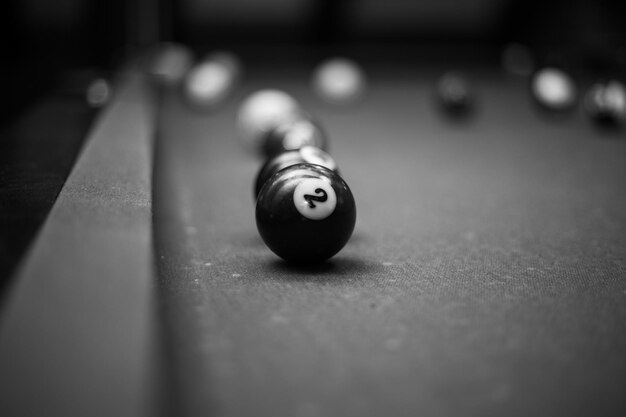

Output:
xmin=1 ymin=51 xmax=625 ymax=417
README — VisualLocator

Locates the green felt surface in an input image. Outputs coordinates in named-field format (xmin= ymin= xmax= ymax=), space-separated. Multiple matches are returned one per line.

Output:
xmin=154 ymin=65 xmax=626 ymax=417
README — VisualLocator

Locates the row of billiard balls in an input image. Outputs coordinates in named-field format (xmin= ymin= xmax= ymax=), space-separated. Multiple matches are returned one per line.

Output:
xmin=237 ymin=90 xmax=357 ymax=264
xmin=152 ymin=43 xmax=625 ymax=128
xmin=437 ymin=68 xmax=626 ymax=127
xmin=530 ymin=68 xmax=626 ymax=126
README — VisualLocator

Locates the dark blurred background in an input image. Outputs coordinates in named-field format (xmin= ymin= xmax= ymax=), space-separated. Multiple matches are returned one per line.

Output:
xmin=2 ymin=0 xmax=626 ymax=123
xmin=1 ymin=0 xmax=625 ymax=290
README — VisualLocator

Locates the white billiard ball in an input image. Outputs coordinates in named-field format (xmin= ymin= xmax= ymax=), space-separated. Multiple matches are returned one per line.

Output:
xmin=183 ymin=59 xmax=235 ymax=109
xmin=236 ymin=89 xmax=302 ymax=152
xmin=531 ymin=68 xmax=578 ymax=111
xmin=312 ymin=57 xmax=366 ymax=104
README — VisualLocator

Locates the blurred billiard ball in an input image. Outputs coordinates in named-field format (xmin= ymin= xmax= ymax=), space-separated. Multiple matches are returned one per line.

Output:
xmin=236 ymin=89 xmax=302 ymax=153
xmin=254 ymin=146 xmax=338 ymax=198
xmin=182 ymin=58 xmax=236 ymax=109
xmin=56 ymin=69 xmax=112 ymax=108
xmin=149 ymin=42 xmax=193 ymax=85
xmin=312 ymin=58 xmax=366 ymax=105
xmin=531 ymin=68 xmax=578 ymax=112
xmin=436 ymin=71 xmax=474 ymax=117
xmin=256 ymin=164 xmax=356 ymax=263
xmin=262 ymin=116 xmax=329 ymax=158
xmin=583 ymin=80 xmax=626 ymax=128
xmin=86 ymin=78 xmax=112 ymax=108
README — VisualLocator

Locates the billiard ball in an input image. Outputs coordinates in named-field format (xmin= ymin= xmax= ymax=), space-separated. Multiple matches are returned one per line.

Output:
xmin=236 ymin=89 xmax=302 ymax=152
xmin=436 ymin=71 xmax=474 ymax=116
xmin=530 ymin=67 xmax=578 ymax=112
xmin=254 ymin=146 xmax=339 ymax=198
xmin=256 ymin=163 xmax=356 ymax=263
xmin=86 ymin=78 xmax=112 ymax=108
xmin=583 ymin=80 xmax=626 ymax=127
xmin=183 ymin=58 xmax=236 ymax=109
xmin=56 ymin=69 xmax=112 ymax=107
xmin=312 ymin=57 xmax=366 ymax=105
xmin=150 ymin=42 xmax=193 ymax=85
xmin=262 ymin=115 xmax=329 ymax=157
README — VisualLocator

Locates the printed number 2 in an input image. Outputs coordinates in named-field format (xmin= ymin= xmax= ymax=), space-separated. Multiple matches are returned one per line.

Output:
xmin=304 ymin=188 xmax=328 ymax=208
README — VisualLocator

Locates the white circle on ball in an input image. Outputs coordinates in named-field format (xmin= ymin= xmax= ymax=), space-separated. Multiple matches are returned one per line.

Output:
xmin=298 ymin=146 xmax=337 ymax=171
xmin=293 ymin=178 xmax=337 ymax=220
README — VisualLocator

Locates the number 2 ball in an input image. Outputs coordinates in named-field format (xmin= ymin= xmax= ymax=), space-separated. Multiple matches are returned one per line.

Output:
xmin=256 ymin=164 xmax=356 ymax=263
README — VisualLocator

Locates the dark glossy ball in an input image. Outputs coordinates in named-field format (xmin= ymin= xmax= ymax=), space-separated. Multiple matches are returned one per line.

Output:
xmin=262 ymin=116 xmax=329 ymax=157
xmin=436 ymin=71 xmax=474 ymax=117
xmin=254 ymin=146 xmax=339 ymax=198
xmin=583 ymin=80 xmax=626 ymax=127
xmin=530 ymin=67 xmax=578 ymax=112
xmin=256 ymin=164 xmax=356 ymax=263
